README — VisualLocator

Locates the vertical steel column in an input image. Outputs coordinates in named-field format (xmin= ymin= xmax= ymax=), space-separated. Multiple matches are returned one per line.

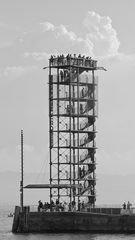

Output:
xmin=49 ymin=60 xmax=52 ymax=205
xmin=92 ymin=69 xmax=96 ymax=207
xmin=57 ymin=68 xmax=60 ymax=202
xmin=20 ymin=129 xmax=24 ymax=212
xmin=77 ymin=67 xmax=80 ymax=205
xmin=72 ymin=77 xmax=76 ymax=202
xmin=69 ymin=66 xmax=72 ymax=205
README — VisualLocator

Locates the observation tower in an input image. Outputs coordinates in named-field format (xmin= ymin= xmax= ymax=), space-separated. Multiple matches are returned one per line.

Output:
xmin=48 ymin=54 xmax=105 ymax=209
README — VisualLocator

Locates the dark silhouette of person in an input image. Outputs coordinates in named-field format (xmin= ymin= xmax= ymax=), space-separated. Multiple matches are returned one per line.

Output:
xmin=123 ymin=202 xmax=126 ymax=209
xmin=38 ymin=200 xmax=43 ymax=212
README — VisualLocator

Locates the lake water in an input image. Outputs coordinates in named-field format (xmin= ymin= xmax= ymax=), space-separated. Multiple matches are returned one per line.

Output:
xmin=1 ymin=205 xmax=135 ymax=240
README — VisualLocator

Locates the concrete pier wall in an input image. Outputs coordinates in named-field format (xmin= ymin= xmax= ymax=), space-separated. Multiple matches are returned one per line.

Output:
xmin=12 ymin=206 xmax=20 ymax=233
xmin=12 ymin=206 xmax=135 ymax=233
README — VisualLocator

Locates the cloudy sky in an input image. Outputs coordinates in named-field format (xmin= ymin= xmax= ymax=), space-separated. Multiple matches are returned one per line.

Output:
xmin=0 ymin=0 xmax=135 ymax=181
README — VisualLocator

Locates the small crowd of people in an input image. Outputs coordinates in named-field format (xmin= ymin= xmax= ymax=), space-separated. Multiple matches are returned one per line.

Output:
xmin=50 ymin=54 xmax=97 ymax=68
xmin=38 ymin=199 xmax=66 ymax=212
xmin=38 ymin=199 xmax=88 ymax=212
xmin=122 ymin=201 xmax=132 ymax=210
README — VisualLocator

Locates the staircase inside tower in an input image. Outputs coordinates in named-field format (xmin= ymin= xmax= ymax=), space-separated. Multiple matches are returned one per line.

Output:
xmin=49 ymin=55 xmax=98 ymax=209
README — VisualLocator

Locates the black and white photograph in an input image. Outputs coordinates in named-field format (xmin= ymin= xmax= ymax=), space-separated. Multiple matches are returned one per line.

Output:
xmin=0 ymin=0 xmax=135 ymax=239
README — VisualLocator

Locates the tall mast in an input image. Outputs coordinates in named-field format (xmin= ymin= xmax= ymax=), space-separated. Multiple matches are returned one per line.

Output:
xmin=20 ymin=129 xmax=24 ymax=211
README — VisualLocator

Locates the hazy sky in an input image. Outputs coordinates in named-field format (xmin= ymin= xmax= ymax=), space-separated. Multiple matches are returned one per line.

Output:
xmin=0 ymin=0 xmax=135 ymax=178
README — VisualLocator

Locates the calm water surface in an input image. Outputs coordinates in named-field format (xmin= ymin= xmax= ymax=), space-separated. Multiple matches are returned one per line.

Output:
xmin=0 ymin=205 xmax=135 ymax=240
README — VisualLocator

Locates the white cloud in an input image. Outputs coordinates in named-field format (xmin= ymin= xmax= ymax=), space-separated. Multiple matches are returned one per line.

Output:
xmin=38 ymin=11 xmax=120 ymax=59
xmin=40 ymin=22 xmax=54 ymax=32
xmin=83 ymin=11 xmax=120 ymax=58
xmin=0 ymin=13 xmax=129 ymax=62
xmin=24 ymin=52 xmax=49 ymax=61
xmin=55 ymin=25 xmax=77 ymax=41
xmin=3 ymin=66 xmax=25 ymax=78
xmin=40 ymin=22 xmax=77 ymax=41
xmin=21 ymin=11 xmax=135 ymax=63
xmin=2 ymin=65 xmax=38 ymax=78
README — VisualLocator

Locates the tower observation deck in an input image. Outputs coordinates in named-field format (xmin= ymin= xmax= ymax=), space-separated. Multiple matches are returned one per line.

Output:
xmin=49 ymin=54 xmax=105 ymax=209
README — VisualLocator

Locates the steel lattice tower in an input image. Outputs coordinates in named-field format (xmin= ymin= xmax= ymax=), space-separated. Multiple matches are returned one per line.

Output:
xmin=49 ymin=54 xmax=105 ymax=209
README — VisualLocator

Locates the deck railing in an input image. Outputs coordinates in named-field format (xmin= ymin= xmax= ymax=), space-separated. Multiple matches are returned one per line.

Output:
xmin=26 ymin=205 xmax=135 ymax=215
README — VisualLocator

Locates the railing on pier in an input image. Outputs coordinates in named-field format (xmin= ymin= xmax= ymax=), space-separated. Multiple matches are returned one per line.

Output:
xmin=27 ymin=205 xmax=135 ymax=215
